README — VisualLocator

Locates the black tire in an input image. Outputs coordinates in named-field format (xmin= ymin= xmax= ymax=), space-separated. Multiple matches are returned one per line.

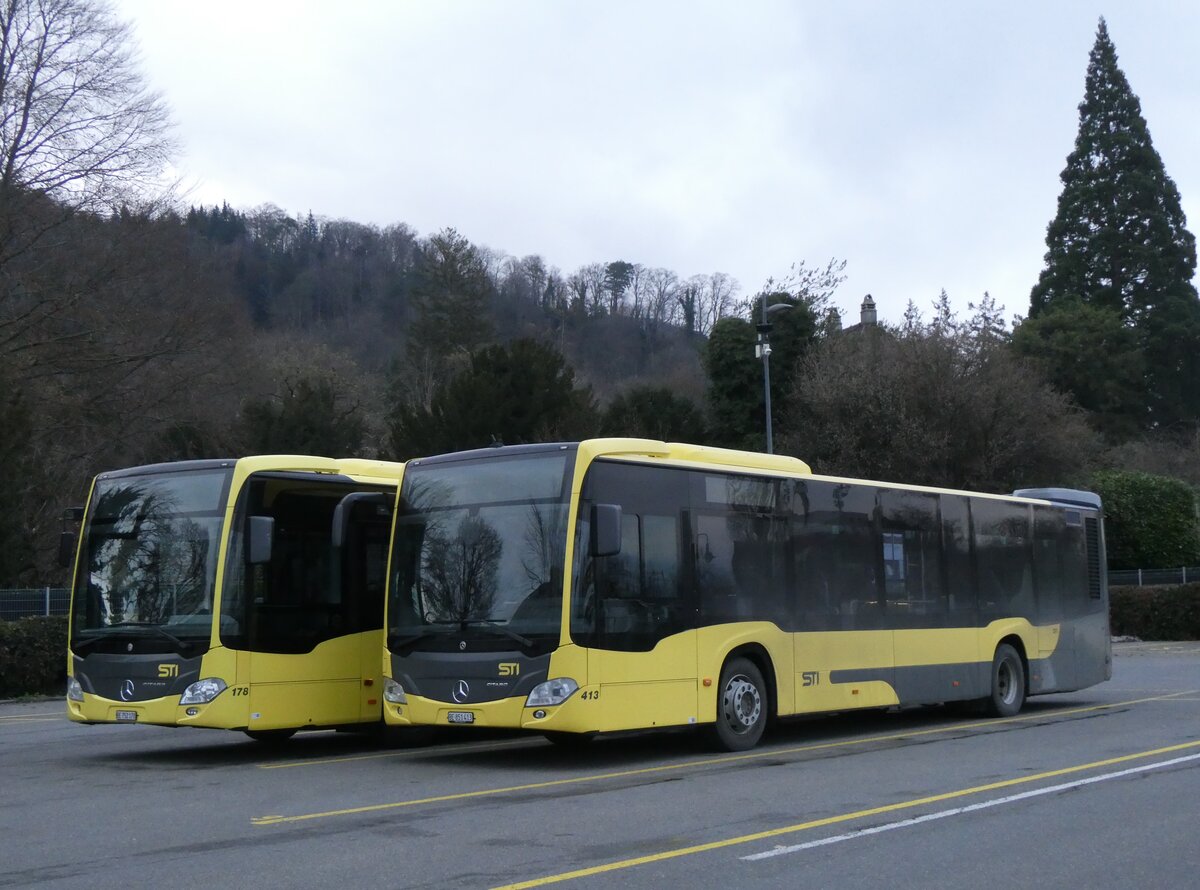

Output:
xmin=709 ymin=657 xmax=768 ymax=752
xmin=244 ymin=728 xmax=298 ymax=744
xmin=987 ymin=644 xmax=1026 ymax=717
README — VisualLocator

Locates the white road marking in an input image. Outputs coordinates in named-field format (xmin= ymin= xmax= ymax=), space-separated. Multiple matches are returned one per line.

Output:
xmin=742 ymin=751 xmax=1200 ymax=861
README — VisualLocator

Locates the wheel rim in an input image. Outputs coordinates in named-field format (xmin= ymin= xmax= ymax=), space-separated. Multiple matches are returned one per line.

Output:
xmin=721 ymin=673 xmax=762 ymax=735
xmin=997 ymin=658 xmax=1017 ymax=705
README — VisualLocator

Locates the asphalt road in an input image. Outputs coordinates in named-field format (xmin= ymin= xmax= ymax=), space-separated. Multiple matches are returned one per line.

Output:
xmin=2 ymin=641 xmax=1198 ymax=889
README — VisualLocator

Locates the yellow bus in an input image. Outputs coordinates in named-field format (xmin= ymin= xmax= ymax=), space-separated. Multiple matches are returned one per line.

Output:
xmin=381 ymin=439 xmax=1110 ymax=750
xmin=65 ymin=454 xmax=403 ymax=742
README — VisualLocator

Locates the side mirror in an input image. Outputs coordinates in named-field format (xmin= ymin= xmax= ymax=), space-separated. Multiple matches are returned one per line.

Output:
xmin=248 ymin=516 xmax=275 ymax=565
xmin=331 ymin=492 xmax=392 ymax=548
xmin=57 ymin=506 xmax=83 ymax=569
xmin=57 ymin=532 xmax=77 ymax=569
xmin=589 ymin=504 xmax=622 ymax=557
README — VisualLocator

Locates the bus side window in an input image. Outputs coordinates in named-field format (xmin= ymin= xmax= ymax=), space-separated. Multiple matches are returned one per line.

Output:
xmin=597 ymin=514 xmax=644 ymax=635
xmin=575 ymin=460 xmax=692 ymax=651
xmin=973 ymin=499 xmax=1034 ymax=622
xmin=879 ymin=489 xmax=944 ymax=628
xmin=1033 ymin=505 xmax=1066 ymax=623
xmin=941 ymin=494 xmax=976 ymax=622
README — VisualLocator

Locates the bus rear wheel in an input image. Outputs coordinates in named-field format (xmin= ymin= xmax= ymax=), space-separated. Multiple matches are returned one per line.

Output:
xmin=709 ymin=657 xmax=767 ymax=752
xmin=987 ymin=644 xmax=1026 ymax=717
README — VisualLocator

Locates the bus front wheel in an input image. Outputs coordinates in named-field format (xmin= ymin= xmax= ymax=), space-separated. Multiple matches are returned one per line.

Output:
xmin=710 ymin=657 xmax=767 ymax=752
xmin=987 ymin=644 xmax=1026 ymax=717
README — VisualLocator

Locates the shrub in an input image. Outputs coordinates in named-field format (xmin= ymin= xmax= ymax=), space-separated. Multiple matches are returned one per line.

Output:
xmin=1091 ymin=470 xmax=1200 ymax=570
xmin=0 ymin=616 xmax=68 ymax=698
xmin=1110 ymin=584 xmax=1200 ymax=641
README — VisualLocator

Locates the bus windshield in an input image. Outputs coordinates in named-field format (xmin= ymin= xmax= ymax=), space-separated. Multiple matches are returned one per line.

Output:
xmin=70 ymin=467 xmax=232 ymax=654
xmin=388 ymin=450 xmax=574 ymax=654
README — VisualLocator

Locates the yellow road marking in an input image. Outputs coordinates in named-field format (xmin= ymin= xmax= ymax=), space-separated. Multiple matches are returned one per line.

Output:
xmin=0 ymin=711 xmax=61 ymax=721
xmin=0 ymin=716 xmax=60 ymax=724
xmin=493 ymin=738 xmax=1200 ymax=889
xmin=250 ymin=690 xmax=1193 ymax=825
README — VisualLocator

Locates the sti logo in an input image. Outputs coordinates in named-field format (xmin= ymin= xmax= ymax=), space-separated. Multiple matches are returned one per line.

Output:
xmin=157 ymin=664 xmax=179 ymax=678
xmin=802 ymin=671 xmax=820 ymax=687
xmin=498 ymin=663 xmax=520 ymax=677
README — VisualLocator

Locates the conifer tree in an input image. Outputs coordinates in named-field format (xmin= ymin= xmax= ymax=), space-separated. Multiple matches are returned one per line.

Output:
xmin=1026 ymin=18 xmax=1200 ymax=432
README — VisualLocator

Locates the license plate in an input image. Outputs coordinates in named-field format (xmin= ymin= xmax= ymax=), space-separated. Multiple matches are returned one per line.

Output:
xmin=447 ymin=711 xmax=475 ymax=724
xmin=115 ymin=710 xmax=138 ymax=723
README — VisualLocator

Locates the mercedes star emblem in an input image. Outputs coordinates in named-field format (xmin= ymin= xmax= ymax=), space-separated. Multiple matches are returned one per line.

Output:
xmin=452 ymin=680 xmax=470 ymax=703
xmin=119 ymin=679 xmax=135 ymax=702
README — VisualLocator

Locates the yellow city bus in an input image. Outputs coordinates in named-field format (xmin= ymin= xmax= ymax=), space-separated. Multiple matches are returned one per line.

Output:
xmin=65 ymin=455 xmax=403 ymax=741
xmin=380 ymin=439 xmax=1110 ymax=751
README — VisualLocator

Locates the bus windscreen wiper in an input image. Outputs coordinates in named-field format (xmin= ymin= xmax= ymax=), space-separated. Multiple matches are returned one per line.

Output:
xmin=387 ymin=630 xmax=448 ymax=654
xmin=103 ymin=622 xmax=187 ymax=648
xmin=458 ymin=620 xmax=535 ymax=651
xmin=72 ymin=622 xmax=192 ymax=654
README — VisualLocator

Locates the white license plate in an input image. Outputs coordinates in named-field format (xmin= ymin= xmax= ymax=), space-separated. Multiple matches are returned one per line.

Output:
xmin=115 ymin=710 xmax=138 ymax=723
xmin=446 ymin=711 xmax=475 ymax=724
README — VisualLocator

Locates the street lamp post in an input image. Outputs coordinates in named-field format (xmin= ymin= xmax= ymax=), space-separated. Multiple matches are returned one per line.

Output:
xmin=755 ymin=300 xmax=792 ymax=454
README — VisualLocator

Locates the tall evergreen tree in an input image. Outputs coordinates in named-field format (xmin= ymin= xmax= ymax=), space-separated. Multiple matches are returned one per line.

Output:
xmin=1026 ymin=18 xmax=1200 ymax=432
xmin=409 ymin=228 xmax=494 ymax=358
xmin=388 ymin=339 xmax=598 ymax=459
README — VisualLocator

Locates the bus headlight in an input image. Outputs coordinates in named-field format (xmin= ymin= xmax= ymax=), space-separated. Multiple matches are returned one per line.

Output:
xmin=526 ymin=678 xmax=579 ymax=707
xmin=179 ymin=678 xmax=227 ymax=705
xmin=66 ymin=677 xmax=84 ymax=702
xmin=383 ymin=678 xmax=408 ymax=704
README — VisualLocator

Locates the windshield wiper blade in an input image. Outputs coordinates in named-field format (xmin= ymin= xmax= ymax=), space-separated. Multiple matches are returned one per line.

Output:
xmin=70 ymin=633 xmax=106 ymax=654
xmin=387 ymin=630 xmax=445 ymax=652
xmin=102 ymin=622 xmax=187 ymax=648
xmin=72 ymin=622 xmax=195 ymax=654
xmin=458 ymin=620 xmax=535 ymax=650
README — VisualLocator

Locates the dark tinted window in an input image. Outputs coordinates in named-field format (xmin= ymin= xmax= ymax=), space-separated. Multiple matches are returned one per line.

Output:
xmin=1033 ymin=506 xmax=1065 ymax=623
xmin=879 ymin=490 xmax=944 ymax=627
xmin=695 ymin=473 xmax=790 ymax=627
xmin=388 ymin=452 xmax=572 ymax=653
xmin=973 ymin=499 xmax=1034 ymax=622
xmin=1033 ymin=505 xmax=1099 ymax=622
xmin=941 ymin=494 xmax=976 ymax=621
xmin=222 ymin=475 xmax=392 ymax=654
xmin=70 ymin=468 xmax=231 ymax=655
xmin=795 ymin=481 xmax=881 ymax=630
xmin=574 ymin=461 xmax=691 ymax=652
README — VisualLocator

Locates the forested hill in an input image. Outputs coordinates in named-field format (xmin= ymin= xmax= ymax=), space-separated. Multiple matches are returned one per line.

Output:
xmin=182 ymin=202 xmax=718 ymax=395
xmin=0 ymin=193 xmax=747 ymax=583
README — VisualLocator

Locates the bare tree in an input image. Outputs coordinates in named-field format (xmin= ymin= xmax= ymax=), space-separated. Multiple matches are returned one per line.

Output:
xmin=643 ymin=266 xmax=679 ymax=329
xmin=1 ymin=0 xmax=176 ymax=370
xmin=0 ymin=0 xmax=174 ymax=222
xmin=689 ymin=272 xmax=739 ymax=336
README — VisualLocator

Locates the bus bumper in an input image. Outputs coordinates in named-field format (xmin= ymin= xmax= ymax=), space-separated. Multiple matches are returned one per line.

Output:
xmin=66 ymin=689 xmax=247 ymax=729
xmin=384 ymin=690 xmax=597 ymax=734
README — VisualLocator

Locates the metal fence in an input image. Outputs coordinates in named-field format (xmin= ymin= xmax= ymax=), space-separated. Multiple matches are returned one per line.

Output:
xmin=1109 ymin=567 xmax=1200 ymax=587
xmin=0 ymin=588 xmax=70 ymax=621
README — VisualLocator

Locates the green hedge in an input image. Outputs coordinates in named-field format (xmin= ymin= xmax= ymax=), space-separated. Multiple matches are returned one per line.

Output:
xmin=0 ymin=616 xmax=68 ymax=698
xmin=1091 ymin=470 xmax=1200 ymax=570
xmin=1110 ymin=584 xmax=1200 ymax=641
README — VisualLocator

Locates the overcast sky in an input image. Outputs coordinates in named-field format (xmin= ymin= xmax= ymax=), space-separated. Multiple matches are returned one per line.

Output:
xmin=113 ymin=1 xmax=1200 ymax=327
